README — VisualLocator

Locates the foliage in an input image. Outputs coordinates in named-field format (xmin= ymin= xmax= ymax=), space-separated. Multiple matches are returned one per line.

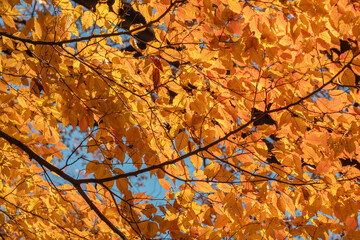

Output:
xmin=1 ymin=0 xmax=360 ymax=239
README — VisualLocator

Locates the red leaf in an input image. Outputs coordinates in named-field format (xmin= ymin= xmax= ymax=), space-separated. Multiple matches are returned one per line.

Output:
xmin=152 ymin=68 xmax=160 ymax=89
xmin=150 ymin=55 xmax=163 ymax=72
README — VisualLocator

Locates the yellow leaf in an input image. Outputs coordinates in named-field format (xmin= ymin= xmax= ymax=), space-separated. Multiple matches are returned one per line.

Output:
xmin=129 ymin=23 xmax=145 ymax=35
xmin=284 ymin=195 xmax=296 ymax=217
xmin=176 ymin=189 xmax=195 ymax=204
xmin=17 ymin=96 xmax=27 ymax=107
xmin=319 ymin=31 xmax=331 ymax=44
xmin=164 ymin=208 xmax=178 ymax=221
xmin=28 ymin=198 xmax=41 ymax=211
xmin=130 ymin=38 xmax=142 ymax=52
xmin=217 ymin=183 xmax=232 ymax=193
xmin=81 ymin=11 xmax=95 ymax=30
xmin=227 ymin=0 xmax=242 ymax=14
xmin=96 ymin=3 xmax=109 ymax=17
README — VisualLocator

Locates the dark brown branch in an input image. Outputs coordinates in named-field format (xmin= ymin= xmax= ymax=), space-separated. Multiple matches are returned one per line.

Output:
xmin=0 ymin=0 xmax=181 ymax=48
xmin=0 ymin=130 xmax=128 ymax=240
xmin=0 ymin=31 xmax=130 ymax=46
xmin=0 ymin=131 xmax=75 ymax=183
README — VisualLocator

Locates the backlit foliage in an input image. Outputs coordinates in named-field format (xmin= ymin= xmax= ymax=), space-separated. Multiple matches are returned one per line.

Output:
xmin=1 ymin=0 xmax=360 ymax=239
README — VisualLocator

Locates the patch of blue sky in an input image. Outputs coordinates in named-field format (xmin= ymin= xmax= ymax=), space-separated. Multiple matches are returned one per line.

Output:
xmin=311 ymin=87 xmax=332 ymax=102
xmin=338 ymin=85 xmax=350 ymax=94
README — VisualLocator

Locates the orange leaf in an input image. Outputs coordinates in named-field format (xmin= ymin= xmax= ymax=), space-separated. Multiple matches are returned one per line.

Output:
xmin=341 ymin=68 xmax=355 ymax=85
xmin=215 ymin=215 xmax=229 ymax=229
xmin=190 ymin=155 xmax=202 ymax=171
xmin=175 ymin=131 xmax=189 ymax=151
xmin=351 ymin=58 xmax=360 ymax=75
xmin=86 ymin=160 xmax=99 ymax=174
xmin=195 ymin=181 xmax=213 ymax=193
xmin=159 ymin=178 xmax=172 ymax=190
xmin=277 ymin=195 xmax=286 ymax=214
xmin=317 ymin=98 xmax=345 ymax=112
xmin=81 ymin=11 xmax=94 ymax=30
xmin=78 ymin=116 xmax=88 ymax=132
xmin=316 ymin=161 xmax=331 ymax=174
xmin=346 ymin=217 xmax=358 ymax=230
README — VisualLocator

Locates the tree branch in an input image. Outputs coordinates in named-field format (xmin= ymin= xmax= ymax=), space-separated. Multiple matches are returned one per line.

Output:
xmin=0 ymin=130 xmax=128 ymax=240
xmin=0 ymin=0 xmax=182 ymax=48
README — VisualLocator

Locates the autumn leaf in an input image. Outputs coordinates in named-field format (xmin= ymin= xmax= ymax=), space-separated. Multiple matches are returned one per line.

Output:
xmin=346 ymin=217 xmax=358 ymax=230
xmin=175 ymin=131 xmax=189 ymax=152
xmin=81 ymin=11 xmax=95 ymax=30
xmin=159 ymin=178 xmax=172 ymax=190
xmin=152 ymin=68 xmax=160 ymax=89
xmin=341 ymin=68 xmax=355 ymax=85
xmin=86 ymin=160 xmax=100 ymax=174
xmin=150 ymin=55 xmax=163 ymax=72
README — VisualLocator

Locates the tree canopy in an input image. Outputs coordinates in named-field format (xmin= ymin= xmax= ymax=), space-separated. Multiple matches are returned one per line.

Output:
xmin=1 ymin=0 xmax=360 ymax=239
